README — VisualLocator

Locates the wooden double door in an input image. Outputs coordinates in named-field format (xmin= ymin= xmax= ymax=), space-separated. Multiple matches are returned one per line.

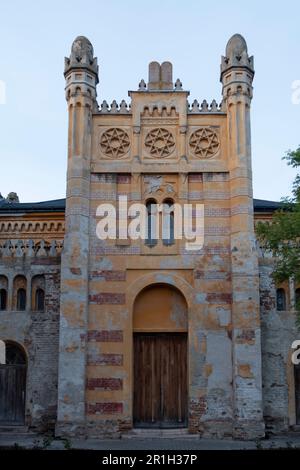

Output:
xmin=0 ymin=364 xmax=26 ymax=424
xmin=133 ymin=333 xmax=187 ymax=428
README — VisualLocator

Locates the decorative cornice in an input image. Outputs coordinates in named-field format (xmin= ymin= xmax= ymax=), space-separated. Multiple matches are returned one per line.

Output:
xmin=0 ymin=239 xmax=63 ymax=258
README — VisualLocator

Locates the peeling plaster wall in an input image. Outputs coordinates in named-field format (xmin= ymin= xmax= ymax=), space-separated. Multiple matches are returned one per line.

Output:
xmin=0 ymin=258 xmax=60 ymax=432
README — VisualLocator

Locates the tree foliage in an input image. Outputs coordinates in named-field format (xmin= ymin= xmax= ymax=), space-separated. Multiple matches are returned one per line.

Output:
xmin=256 ymin=147 xmax=300 ymax=314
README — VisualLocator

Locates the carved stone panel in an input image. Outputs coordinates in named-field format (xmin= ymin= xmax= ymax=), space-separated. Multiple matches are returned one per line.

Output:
xmin=144 ymin=128 xmax=175 ymax=158
xmin=189 ymin=127 xmax=220 ymax=158
xmin=99 ymin=127 xmax=130 ymax=158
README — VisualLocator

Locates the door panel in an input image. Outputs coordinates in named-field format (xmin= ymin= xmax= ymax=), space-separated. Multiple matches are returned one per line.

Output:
xmin=0 ymin=365 xmax=26 ymax=424
xmin=133 ymin=333 xmax=187 ymax=428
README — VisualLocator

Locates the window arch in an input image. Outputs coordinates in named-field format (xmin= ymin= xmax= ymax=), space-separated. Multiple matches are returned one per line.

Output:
xmin=31 ymin=275 xmax=45 ymax=312
xmin=276 ymin=288 xmax=286 ymax=311
xmin=0 ymin=275 xmax=8 ymax=311
xmin=145 ymin=199 xmax=157 ymax=247
xmin=162 ymin=199 xmax=175 ymax=246
xmin=13 ymin=276 xmax=27 ymax=311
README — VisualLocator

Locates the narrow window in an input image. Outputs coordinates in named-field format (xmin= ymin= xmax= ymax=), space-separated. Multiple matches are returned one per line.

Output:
xmin=145 ymin=200 xmax=157 ymax=247
xmin=35 ymin=289 xmax=45 ymax=312
xmin=276 ymin=288 xmax=286 ymax=311
xmin=162 ymin=200 xmax=175 ymax=246
xmin=17 ymin=288 xmax=26 ymax=311
xmin=0 ymin=289 xmax=7 ymax=310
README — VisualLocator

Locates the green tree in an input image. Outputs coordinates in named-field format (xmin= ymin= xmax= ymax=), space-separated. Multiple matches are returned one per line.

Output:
xmin=256 ymin=147 xmax=300 ymax=320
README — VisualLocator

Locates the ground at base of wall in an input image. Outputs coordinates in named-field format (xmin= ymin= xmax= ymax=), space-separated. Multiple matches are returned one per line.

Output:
xmin=1 ymin=433 xmax=300 ymax=450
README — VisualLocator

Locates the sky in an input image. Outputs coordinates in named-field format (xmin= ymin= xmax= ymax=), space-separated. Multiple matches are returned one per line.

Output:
xmin=0 ymin=0 xmax=299 ymax=203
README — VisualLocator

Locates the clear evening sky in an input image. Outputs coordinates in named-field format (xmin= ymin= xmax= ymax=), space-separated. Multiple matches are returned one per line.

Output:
xmin=0 ymin=0 xmax=299 ymax=202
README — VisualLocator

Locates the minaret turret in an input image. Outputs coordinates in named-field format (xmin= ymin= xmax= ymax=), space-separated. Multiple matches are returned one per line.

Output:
xmin=56 ymin=36 xmax=98 ymax=436
xmin=220 ymin=34 xmax=264 ymax=439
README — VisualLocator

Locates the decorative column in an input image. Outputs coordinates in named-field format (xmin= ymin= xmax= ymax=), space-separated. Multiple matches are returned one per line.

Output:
xmin=56 ymin=37 xmax=98 ymax=436
xmin=221 ymin=34 xmax=264 ymax=438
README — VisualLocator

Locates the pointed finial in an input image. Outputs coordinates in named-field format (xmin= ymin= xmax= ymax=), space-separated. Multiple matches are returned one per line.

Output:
xmin=119 ymin=100 xmax=128 ymax=112
xmin=174 ymin=78 xmax=183 ymax=90
xmin=100 ymin=100 xmax=109 ymax=113
xmin=138 ymin=79 xmax=147 ymax=90
xmin=110 ymin=100 xmax=118 ymax=112
xmin=200 ymin=100 xmax=209 ymax=112
xmin=210 ymin=99 xmax=218 ymax=112
xmin=191 ymin=99 xmax=200 ymax=113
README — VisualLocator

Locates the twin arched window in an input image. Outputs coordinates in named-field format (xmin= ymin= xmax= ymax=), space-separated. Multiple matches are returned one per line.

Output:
xmin=146 ymin=199 xmax=175 ymax=247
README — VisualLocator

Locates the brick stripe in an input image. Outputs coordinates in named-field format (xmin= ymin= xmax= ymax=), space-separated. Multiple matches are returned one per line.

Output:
xmin=87 ymin=378 xmax=123 ymax=391
xmin=87 ymin=353 xmax=123 ymax=366
xmin=188 ymin=174 xmax=203 ymax=182
xmin=203 ymin=172 xmax=229 ymax=182
xmin=194 ymin=270 xmax=230 ymax=280
xmin=89 ymin=293 xmax=125 ymax=304
xmin=88 ymin=330 xmax=123 ymax=342
xmin=87 ymin=402 xmax=123 ymax=415
xmin=89 ymin=270 xmax=126 ymax=281
xmin=117 ymin=175 xmax=131 ymax=184
xmin=91 ymin=174 xmax=116 ymax=183
xmin=206 ymin=293 xmax=232 ymax=304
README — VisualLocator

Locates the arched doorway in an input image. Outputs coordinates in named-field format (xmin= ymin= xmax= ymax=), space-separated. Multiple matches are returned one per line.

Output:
xmin=0 ymin=341 xmax=26 ymax=424
xmin=133 ymin=284 xmax=188 ymax=428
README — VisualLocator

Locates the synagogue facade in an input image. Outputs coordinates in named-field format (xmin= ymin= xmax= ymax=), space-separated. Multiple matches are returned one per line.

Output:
xmin=0 ymin=34 xmax=299 ymax=439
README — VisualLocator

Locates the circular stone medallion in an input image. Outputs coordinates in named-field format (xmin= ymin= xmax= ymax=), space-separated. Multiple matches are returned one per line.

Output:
xmin=189 ymin=127 xmax=220 ymax=158
xmin=145 ymin=128 xmax=175 ymax=158
xmin=100 ymin=128 xmax=130 ymax=158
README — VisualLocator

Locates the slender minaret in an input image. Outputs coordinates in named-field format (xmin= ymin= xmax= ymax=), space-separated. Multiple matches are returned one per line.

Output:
xmin=56 ymin=36 xmax=98 ymax=435
xmin=221 ymin=34 xmax=264 ymax=438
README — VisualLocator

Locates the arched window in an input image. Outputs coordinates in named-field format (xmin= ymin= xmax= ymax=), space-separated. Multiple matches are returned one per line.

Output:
xmin=31 ymin=275 xmax=45 ymax=312
xmin=162 ymin=199 xmax=175 ymax=246
xmin=276 ymin=288 xmax=286 ymax=311
xmin=0 ymin=289 xmax=7 ymax=310
xmin=295 ymin=288 xmax=300 ymax=309
xmin=0 ymin=276 xmax=8 ymax=311
xmin=13 ymin=275 xmax=27 ymax=311
xmin=17 ymin=289 xmax=26 ymax=311
xmin=145 ymin=199 xmax=157 ymax=247
xmin=35 ymin=289 xmax=45 ymax=312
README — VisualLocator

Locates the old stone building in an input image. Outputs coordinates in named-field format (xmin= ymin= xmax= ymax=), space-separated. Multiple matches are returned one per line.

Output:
xmin=0 ymin=34 xmax=299 ymax=439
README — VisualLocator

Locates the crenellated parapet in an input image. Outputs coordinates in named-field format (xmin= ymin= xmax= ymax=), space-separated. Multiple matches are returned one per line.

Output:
xmin=187 ymin=99 xmax=226 ymax=114
xmin=0 ymin=239 xmax=63 ymax=258
xmin=97 ymin=99 xmax=131 ymax=114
